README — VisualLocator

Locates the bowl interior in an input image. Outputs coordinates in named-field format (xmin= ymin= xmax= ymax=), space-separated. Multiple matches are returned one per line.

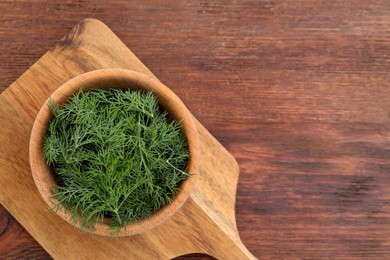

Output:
xmin=29 ymin=69 xmax=199 ymax=236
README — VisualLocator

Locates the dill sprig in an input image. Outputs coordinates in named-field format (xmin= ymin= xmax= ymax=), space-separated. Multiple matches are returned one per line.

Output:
xmin=43 ymin=88 xmax=190 ymax=233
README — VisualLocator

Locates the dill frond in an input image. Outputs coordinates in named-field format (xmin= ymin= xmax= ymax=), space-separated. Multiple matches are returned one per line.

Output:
xmin=43 ymin=88 xmax=190 ymax=233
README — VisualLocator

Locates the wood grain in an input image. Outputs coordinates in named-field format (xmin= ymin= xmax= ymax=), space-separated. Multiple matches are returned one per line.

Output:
xmin=0 ymin=0 xmax=389 ymax=259
xmin=0 ymin=19 xmax=254 ymax=259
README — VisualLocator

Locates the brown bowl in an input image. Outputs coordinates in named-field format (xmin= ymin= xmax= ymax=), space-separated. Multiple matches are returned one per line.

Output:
xmin=29 ymin=69 xmax=199 ymax=236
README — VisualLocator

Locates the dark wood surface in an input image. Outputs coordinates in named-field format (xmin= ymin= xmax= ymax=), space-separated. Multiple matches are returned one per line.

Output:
xmin=0 ymin=0 xmax=389 ymax=259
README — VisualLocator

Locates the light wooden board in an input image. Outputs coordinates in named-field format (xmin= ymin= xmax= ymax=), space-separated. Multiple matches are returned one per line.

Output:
xmin=0 ymin=19 xmax=255 ymax=259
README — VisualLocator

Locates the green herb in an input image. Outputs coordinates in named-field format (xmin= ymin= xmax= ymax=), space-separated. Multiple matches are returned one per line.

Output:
xmin=43 ymin=88 xmax=190 ymax=233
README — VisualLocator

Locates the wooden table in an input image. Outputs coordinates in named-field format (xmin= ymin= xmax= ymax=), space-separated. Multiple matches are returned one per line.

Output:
xmin=0 ymin=1 xmax=389 ymax=259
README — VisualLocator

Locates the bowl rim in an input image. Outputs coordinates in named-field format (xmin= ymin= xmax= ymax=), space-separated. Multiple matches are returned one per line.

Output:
xmin=29 ymin=68 xmax=199 ymax=236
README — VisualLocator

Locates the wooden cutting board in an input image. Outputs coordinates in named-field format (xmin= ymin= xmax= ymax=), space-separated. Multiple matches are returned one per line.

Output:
xmin=0 ymin=19 xmax=255 ymax=259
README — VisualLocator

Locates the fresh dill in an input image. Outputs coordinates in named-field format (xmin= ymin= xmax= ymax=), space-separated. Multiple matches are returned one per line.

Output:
xmin=43 ymin=88 xmax=190 ymax=233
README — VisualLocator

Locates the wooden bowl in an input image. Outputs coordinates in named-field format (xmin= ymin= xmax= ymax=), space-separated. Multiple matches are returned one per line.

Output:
xmin=29 ymin=69 xmax=199 ymax=236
